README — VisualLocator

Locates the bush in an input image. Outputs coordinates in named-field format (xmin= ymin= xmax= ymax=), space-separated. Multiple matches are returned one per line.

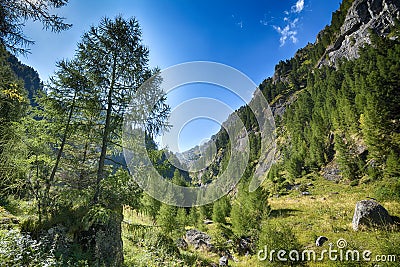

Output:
xmin=350 ymin=180 xmax=359 ymax=187
xmin=0 ymin=229 xmax=59 ymax=266
xmin=142 ymin=231 xmax=179 ymax=257
xmin=375 ymin=179 xmax=400 ymax=201
xmin=257 ymin=222 xmax=304 ymax=266
xmin=125 ymin=230 xmax=181 ymax=267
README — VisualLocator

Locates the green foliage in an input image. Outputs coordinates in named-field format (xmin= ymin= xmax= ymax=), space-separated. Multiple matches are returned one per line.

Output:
xmin=188 ymin=207 xmax=200 ymax=227
xmin=126 ymin=230 xmax=180 ymax=267
xmin=156 ymin=204 xmax=178 ymax=235
xmin=142 ymin=231 xmax=179 ymax=257
xmin=0 ymin=0 xmax=71 ymax=54
xmin=7 ymin=52 xmax=42 ymax=105
xmin=140 ymin=194 xmax=161 ymax=223
xmin=0 ymin=45 xmax=29 ymax=199
xmin=212 ymin=196 xmax=231 ymax=224
xmin=275 ymin=28 xmax=400 ymax=196
xmin=384 ymin=151 xmax=400 ymax=179
xmin=231 ymin=184 xmax=269 ymax=238
xmin=257 ymin=222 xmax=303 ymax=266
xmin=82 ymin=205 xmax=115 ymax=231
xmin=0 ymin=230 xmax=60 ymax=266
xmin=375 ymin=178 xmax=400 ymax=202
xmin=334 ymin=133 xmax=361 ymax=181
xmin=101 ymin=169 xmax=142 ymax=210
xmin=2 ymin=1 xmax=400 ymax=266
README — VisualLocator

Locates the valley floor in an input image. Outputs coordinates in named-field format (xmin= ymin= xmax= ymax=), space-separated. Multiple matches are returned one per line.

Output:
xmin=123 ymin=175 xmax=400 ymax=266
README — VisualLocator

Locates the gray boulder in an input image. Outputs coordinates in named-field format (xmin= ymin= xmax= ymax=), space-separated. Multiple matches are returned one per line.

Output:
xmin=237 ymin=237 xmax=252 ymax=255
xmin=352 ymin=200 xmax=394 ymax=230
xmin=185 ymin=229 xmax=213 ymax=251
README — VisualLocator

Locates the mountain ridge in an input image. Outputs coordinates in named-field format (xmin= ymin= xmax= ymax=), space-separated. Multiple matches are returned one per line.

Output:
xmin=185 ymin=0 xmax=400 ymax=188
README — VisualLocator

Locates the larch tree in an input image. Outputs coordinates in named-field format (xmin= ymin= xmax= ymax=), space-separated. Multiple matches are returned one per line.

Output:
xmin=68 ymin=16 xmax=168 ymax=266
xmin=74 ymin=16 xmax=153 ymax=204
xmin=0 ymin=0 xmax=71 ymax=54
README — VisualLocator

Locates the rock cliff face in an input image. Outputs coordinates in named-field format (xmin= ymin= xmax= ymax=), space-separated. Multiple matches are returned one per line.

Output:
xmin=319 ymin=0 xmax=400 ymax=67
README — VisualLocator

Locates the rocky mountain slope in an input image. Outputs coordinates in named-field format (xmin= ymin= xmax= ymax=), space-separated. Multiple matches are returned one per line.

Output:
xmin=318 ymin=0 xmax=400 ymax=67
xmin=181 ymin=0 xmax=400 ymax=188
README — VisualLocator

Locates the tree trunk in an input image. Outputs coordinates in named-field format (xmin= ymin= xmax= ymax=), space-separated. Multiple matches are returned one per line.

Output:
xmin=94 ymin=54 xmax=117 ymax=203
xmin=45 ymin=92 xmax=77 ymax=210
xmin=94 ymin=205 xmax=124 ymax=267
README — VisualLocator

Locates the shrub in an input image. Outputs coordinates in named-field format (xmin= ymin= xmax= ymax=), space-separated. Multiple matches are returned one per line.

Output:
xmin=257 ymin=222 xmax=304 ymax=266
xmin=375 ymin=178 xmax=400 ymax=201
xmin=0 ymin=229 xmax=59 ymax=266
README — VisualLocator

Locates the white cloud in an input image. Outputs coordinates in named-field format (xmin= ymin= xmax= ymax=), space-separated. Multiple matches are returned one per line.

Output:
xmin=260 ymin=14 xmax=275 ymax=26
xmin=261 ymin=0 xmax=305 ymax=46
xmin=292 ymin=0 xmax=304 ymax=13
xmin=273 ymin=16 xmax=300 ymax=46
xmin=274 ymin=0 xmax=304 ymax=46
xmin=290 ymin=18 xmax=299 ymax=28
xmin=232 ymin=14 xmax=243 ymax=29
xmin=273 ymin=24 xmax=298 ymax=46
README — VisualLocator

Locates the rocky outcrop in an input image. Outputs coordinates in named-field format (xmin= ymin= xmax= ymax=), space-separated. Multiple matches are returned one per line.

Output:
xmin=352 ymin=200 xmax=394 ymax=230
xmin=185 ymin=229 xmax=214 ymax=251
xmin=321 ymin=160 xmax=342 ymax=181
xmin=219 ymin=256 xmax=229 ymax=266
xmin=319 ymin=0 xmax=400 ymax=67
xmin=270 ymin=92 xmax=300 ymax=118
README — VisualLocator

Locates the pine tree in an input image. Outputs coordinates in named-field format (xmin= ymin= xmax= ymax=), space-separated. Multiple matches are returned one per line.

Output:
xmin=212 ymin=196 xmax=231 ymax=224
xmin=231 ymin=183 xmax=269 ymax=237
xmin=157 ymin=203 xmax=178 ymax=235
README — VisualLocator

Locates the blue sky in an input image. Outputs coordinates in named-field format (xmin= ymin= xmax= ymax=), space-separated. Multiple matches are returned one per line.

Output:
xmin=18 ymin=0 xmax=343 ymax=152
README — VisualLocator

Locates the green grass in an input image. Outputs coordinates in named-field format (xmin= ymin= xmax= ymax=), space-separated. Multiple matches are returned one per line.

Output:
xmin=250 ymin=175 xmax=400 ymax=267
xmin=121 ymin=174 xmax=400 ymax=267
xmin=4 ymin=175 xmax=397 ymax=266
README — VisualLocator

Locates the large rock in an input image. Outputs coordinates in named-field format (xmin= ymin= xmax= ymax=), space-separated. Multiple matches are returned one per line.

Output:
xmin=185 ymin=229 xmax=214 ymax=251
xmin=352 ymin=200 xmax=394 ymax=230
xmin=237 ymin=237 xmax=253 ymax=255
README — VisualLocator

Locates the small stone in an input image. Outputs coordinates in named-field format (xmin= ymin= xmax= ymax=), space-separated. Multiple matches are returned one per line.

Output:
xmin=315 ymin=236 xmax=329 ymax=247
xmin=219 ymin=256 xmax=228 ymax=266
